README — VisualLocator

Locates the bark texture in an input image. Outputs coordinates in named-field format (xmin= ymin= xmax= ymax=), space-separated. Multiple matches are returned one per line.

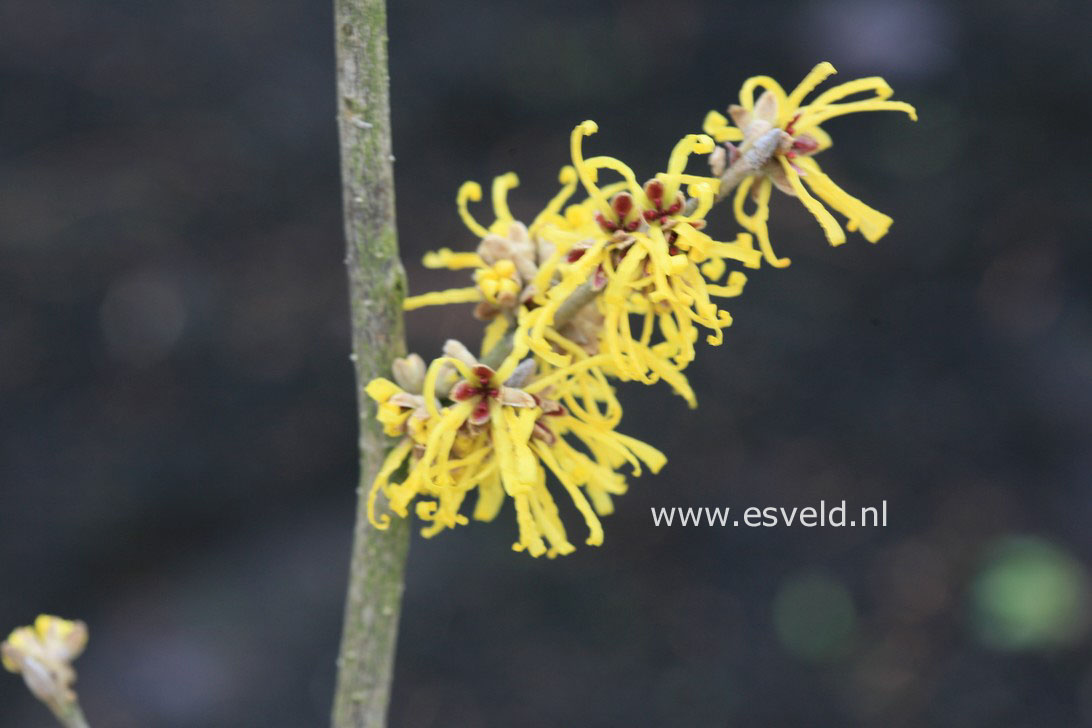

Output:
xmin=331 ymin=0 xmax=409 ymax=725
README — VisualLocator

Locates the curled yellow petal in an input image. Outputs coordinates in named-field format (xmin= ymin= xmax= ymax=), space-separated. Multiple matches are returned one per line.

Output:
xmin=703 ymin=110 xmax=743 ymax=142
xmin=739 ymin=74 xmax=788 ymax=113
xmin=732 ymin=178 xmax=791 ymax=268
xmin=530 ymin=166 xmax=579 ymax=233
xmin=662 ymin=134 xmax=715 ymax=201
xmin=367 ymin=438 xmax=414 ymax=529
xmin=490 ymin=172 xmax=520 ymax=227
xmin=456 ymin=181 xmax=490 ymax=238
xmin=570 ymin=120 xmax=613 ymax=216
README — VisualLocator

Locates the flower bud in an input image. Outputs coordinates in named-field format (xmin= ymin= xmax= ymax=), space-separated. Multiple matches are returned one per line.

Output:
xmin=2 ymin=615 xmax=88 ymax=721
xmin=391 ymin=353 xmax=426 ymax=393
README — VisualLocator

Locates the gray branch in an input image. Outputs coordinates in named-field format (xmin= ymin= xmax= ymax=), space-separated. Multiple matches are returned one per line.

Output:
xmin=331 ymin=0 xmax=410 ymax=726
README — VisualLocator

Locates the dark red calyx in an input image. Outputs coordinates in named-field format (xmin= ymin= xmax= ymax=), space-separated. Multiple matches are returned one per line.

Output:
xmin=470 ymin=399 xmax=491 ymax=425
xmin=791 ymin=135 xmax=819 ymax=154
xmin=450 ymin=380 xmax=479 ymax=401
xmin=644 ymin=179 xmax=664 ymax=206
xmin=472 ymin=365 xmax=494 ymax=384
xmin=595 ymin=212 xmax=618 ymax=233
xmin=611 ymin=193 xmax=633 ymax=218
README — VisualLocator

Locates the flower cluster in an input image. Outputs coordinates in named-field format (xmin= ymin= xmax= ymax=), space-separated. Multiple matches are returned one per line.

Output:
xmin=366 ymin=63 xmax=916 ymax=557
xmin=366 ymin=343 xmax=663 ymax=557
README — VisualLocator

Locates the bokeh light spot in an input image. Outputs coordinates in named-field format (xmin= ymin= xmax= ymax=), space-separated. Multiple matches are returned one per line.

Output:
xmin=773 ymin=572 xmax=857 ymax=662
xmin=971 ymin=536 xmax=1090 ymax=651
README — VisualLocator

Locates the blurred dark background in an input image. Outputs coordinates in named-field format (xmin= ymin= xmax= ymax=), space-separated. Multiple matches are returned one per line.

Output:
xmin=2 ymin=0 xmax=1091 ymax=725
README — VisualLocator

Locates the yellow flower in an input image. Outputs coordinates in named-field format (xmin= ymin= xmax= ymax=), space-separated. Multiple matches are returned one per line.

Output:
xmin=703 ymin=61 xmax=917 ymax=266
xmin=527 ymin=367 xmax=665 ymax=527
xmin=404 ymin=169 xmax=580 ymax=326
xmin=3 ymin=615 xmax=87 ymax=718
xmin=520 ymin=122 xmax=757 ymax=401
xmin=366 ymin=345 xmax=663 ymax=557
xmin=363 ymin=353 xmax=433 ymax=439
xmin=475 ymin=258 xmax=520 ymax=306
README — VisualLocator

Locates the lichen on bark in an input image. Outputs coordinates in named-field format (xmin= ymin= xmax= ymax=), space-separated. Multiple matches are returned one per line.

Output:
xmin=331 ymin=0 xmax=409 ymax=726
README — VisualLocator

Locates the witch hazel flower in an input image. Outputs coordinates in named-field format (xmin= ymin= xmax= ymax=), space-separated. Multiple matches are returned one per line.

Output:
xmin=704 ymin=61 xmax=917 ymax=266
xmin=362 ymin=336 xmax=664 ymax=557
xmin=522 ymin=122 xmax=758 ymax=403
xmin=449 ymin=359 xmax=537 ymax=425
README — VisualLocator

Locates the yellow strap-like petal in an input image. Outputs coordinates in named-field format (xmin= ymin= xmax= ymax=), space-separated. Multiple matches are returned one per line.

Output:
xmin=420 ymin=403 xmax=469 ymax=488
xmin=807 ymin=76 xmax=893 ymax=108
xmin=794 ymin=157 xmax=893 ymax=242
xmin=367 ymin=438 xmax=414 ymax=529
xmin=732 ymin=178 xmax=791 ymax=268
xmin=489 ymin=399 xmax=529 ymax=496
xmin=777 ymin=157 xmax=846 ymax=245
xmin=528 ymin=238 xmax=608 ymax=366
xmin=456 ymin=181 xmax=490 ymax=238
xmin=472 ymin=465 xmax=504 ymax=522
xmin=512 ymin=492 xmax=546 ymax=557
xmin=645 ymin=349 xmax=697 ymax=408
xmin=422 ymin=248 xmax=485 ymax=270
xmin=529 ymin=166 xmax=579 ymax=234
xmin=570 ymin=120 xmax=613 ymax=217
xmin=403 ymin=287 xmax=482 ymax=310
xmin=585 ymin=154 xmax=645 ymax=203
xmin=535 ymin=442 xmax=604 ymax=546
xmin=794 ymin=100 xmax=917 ymax=135
xmin=661 ymin=134 xmax=715 ymax=201
xmin=703 ymin=110 xmax=744 ymax=142
xmin=528 ymin=470 xmax=573 ymax=555
xmin=490 ymin=172 xmax=519 ymax=225
xmin=699 ymin=255 xmax=725 ymax=281
xmin=479 ymin=315 xmax=509 ymax=357
xmin=706 ymin=270 xmax=747 ymax=297
xmin=739 ymin=75 xmax=788 ymax=113
xmin=525 ymin=354 xmax=615 ymax=394
xmin=784 ymin=62 xmax=838 ymax=120
xmin=364 ymin=377 xmax=400 ymax=404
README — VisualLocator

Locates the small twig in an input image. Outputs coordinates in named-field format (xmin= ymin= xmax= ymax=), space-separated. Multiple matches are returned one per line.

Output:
xmin=553 ymin=279 xmax=599 ymax=326
xmin=55 ymin=703 xmax=90 ymax=728
xmin=715 ymin=128 xmax=780 ymax=200
xmin=480 ymin=332 xmax=516 ymax=369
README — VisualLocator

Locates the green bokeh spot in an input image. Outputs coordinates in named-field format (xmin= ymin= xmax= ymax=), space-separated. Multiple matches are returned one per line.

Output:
xmin=971 ymin=536 xmax=1090 ymax=651
xmin=773 ymin=572 xmax=856 ymax=662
